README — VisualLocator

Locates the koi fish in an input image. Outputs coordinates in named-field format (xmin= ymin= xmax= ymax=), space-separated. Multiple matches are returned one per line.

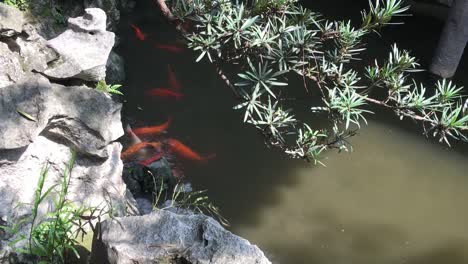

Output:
xmin=145 ymin=88 xmax=184 ymax=100
xmin=130 ymin=24 xmax=147 ymax=41
xmin=154 ymin=43 xmax=184 ymax=53
xmin=132 ymin=118 xmax=172 ymax=137
xmin=125 ymin=124 xmax=142 ymax=144
xmin=167 ymin=64 xmax=182 ymax=91
xmin=121 ymin=142 xmax=161 ymax=160
xmin=139 ymin=153 xmax=163 ymax=166
xmin=167 ymin=138 xmax=215 ymax=162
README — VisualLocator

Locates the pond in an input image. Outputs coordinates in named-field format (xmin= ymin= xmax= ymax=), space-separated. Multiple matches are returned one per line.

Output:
xmin=117 ymin=1 xmax=468 ymax=263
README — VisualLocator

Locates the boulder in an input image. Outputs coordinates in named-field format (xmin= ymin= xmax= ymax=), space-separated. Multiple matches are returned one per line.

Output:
xmin=14 ymin=31 xmax=57 ymax=73
xmin=0 ymin=76 xmax=124 ymax=157
xmin=0 ymin=3 xmax=25 ymax=37
xmin=42 ymin=8 xmax=115 ymax=81
xmin=0 ymin=137 xmax=135 ymax=257
xmin=0 ymin=42 xmax=26 ymax=88
xmin=68 ymin=7 xmax=107 ymax=32
xmin=84 ymin=0 xmax=136 ymax=31
xmin=0 ymin=75 xmax=134 ymax=259
xmin=92 ymin=210 xmax=272 ymax=264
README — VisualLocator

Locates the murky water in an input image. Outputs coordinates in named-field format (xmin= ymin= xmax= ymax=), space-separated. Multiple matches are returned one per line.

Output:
xmin=117 ymin=1 xmax=468 ymax=263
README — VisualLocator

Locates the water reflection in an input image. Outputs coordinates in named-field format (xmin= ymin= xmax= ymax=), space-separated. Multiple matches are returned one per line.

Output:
xmin=118 ymin=1 xmax=468 ymax=263
xmin=233 ymin=121 xmax=468 ymax=264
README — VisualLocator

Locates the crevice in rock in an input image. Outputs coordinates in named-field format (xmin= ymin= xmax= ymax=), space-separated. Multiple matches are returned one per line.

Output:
xmin=0 ymin=35 xmax=20 ymax=53
xmin=40 ymin=115 xmax=110 ymax=160
xmin=36 ymin=70 xmax=98 ymax=88
xmin=0 ymin=146 xmax=28 ymax=164
xmin=171 ymin=256 xmax=192 ymax=264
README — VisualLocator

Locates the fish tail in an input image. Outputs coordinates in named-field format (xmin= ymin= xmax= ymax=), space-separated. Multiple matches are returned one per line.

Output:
xmin=121 ymin=142 xmax=149 ymax=160
xmin=139 ymin=153 xmax=163 ymax=166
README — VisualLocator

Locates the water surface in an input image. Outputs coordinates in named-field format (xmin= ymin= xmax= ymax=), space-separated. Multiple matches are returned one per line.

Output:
xmin=117 ymin=1 xmax=468 ymax=263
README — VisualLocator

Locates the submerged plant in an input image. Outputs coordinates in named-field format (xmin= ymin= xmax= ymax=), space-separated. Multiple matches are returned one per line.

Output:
xmin=155 ymin=0 xmax=468 ymax=164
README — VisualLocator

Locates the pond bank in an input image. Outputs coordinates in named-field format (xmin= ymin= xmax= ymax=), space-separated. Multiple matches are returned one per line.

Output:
xmin=0 ymin=2 xmax=270 ymax=263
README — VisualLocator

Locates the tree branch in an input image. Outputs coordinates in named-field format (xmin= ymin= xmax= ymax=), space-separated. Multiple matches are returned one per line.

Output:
xmin=155 ymin=0 xmax=177 ymax=22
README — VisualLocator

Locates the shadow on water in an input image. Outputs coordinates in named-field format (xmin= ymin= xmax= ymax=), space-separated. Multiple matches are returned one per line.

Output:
xmin=117 ymin=1 xmax=468 ymax=263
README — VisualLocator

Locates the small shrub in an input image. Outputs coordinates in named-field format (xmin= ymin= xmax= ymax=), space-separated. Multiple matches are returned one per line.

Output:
xmin=2 ymin=152 xmax=100 ymax=263
xmin=96 ymin=80 xmax=124 ymax=95
xmin=1 ymin=0 xmax=29 ymax=10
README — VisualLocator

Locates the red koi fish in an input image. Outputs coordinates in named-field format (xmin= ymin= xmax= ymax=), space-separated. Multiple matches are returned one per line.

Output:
xmin=132 ymin=118 xmax=171 ymax=137
xmin=167 ymin=138 xmax=215 ymax=162
xmin=154 ymin=43 xmax=184 ymax=53
xmin=167 ymin=64 xmax=182 ymax=91
xmin=139 ymin=153 xmax=163 ymax=166
xmin=145 ymin=88 xmax=184 ymax=100
xmin=121 ymin=142 xmax=161 ymax=160
xmin=130 ymin=24 xmax=147 ymax=41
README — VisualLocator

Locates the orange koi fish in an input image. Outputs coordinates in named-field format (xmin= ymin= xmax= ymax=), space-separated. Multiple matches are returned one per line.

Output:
xmin=121 ymin=142 xmax=161 ymax=160
xmin=167 ymin=138 xmax=215 ymax=162
xmin=132 ymin=118 xmax=172 ymax=137
xmin=139 ymin=153 xmax=163 ymax=166
xmin=145 ymin=88 xmax=184 ymax=100
xmin=154 ymin=43 xmax=184 ymax=53
xmin=130 ymin=24 xmax=147 ymax=41
xmin=167 ymin=64 xmax=182 ymax=91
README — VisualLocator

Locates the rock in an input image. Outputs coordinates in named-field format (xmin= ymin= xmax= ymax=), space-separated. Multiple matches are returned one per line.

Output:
xmin=84 ymin=0 xmax=136 ymax=31
xmin=106 ymin=51 xmax=126 ymax=84
xmin=42 ymin=8 xmax=115 ymax=81
xmin=0 ymin=136 xmax=135 ymax=257
xmin=0 ymin=3 xmax=25 ymax=37
xmin=0 ymin=75 xmax=133 ymax=259
xmin=14 ymin=25 xmax=58 ymax=73
xmin=84 ymin=0 xmax=120 ymax=31
xmin=0 ymin=42 xmax=26 ymax=88
xmin=0 ymin=75 xmax=124 ymax=157
xmin=68 ymin=7 xmax=107 ymax=32
xmin=92 ymin=210 xmax=272 ymax=264
xmin=0 ymin=75 xmax=49 ymax=149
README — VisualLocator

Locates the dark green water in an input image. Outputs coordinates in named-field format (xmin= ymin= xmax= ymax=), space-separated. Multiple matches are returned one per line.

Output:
xmin=117 ymin=1 xmax=468 ymax=263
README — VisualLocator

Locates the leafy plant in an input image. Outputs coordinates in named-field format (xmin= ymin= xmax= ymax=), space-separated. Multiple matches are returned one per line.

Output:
xmin=2 ymin=152 xmax=99 ymax=263
xmin=161 ymin=0 xmax=468 ymax=164
xmin=150 ymin=171 xmax=229 ymax=226
xmin=1 ymin=0 xmax=28 ymax=10
xmin=96 ymin=80 xmax=124 ymax=95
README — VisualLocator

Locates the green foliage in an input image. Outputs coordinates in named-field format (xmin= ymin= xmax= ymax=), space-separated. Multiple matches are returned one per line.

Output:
xmin=151 ymin=173 xmax=229 ymax=226
xmin=96 ymin=80 xmax=124 ymax=95
xmin=1 ymin=0 xmax=28 ymax=10
xmin=169 ymin=0 xmax=468 ymax=164
xmin=3 ymin=152 xmax=99 ymax=263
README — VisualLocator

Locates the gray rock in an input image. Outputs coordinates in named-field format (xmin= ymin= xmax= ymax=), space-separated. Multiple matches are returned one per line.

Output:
xmin=93 ymin=210 xmax=272 ymax=264
xmin=106 ymin=51 xmax=126 ymax=84
xmin=0 ymin=42 xmax=26 ymax=88
xmin=0 ymin=136 xmax=135 ymax=257
xmin=0 ymin=75 xmax=124 ymax=157
xmin=68 ymin=7 xmax=108 ymax=33
xmin=0 ymin=3 xmax=25 ymax=37
xmin=0 ymin=75 xmax=49 ymax=149
xmin=43 ymin=8 xmax=115 ymax=81
xmin=84 ymin=0 xmax=120 ymax=31
xmin=84 ymin=0 xmax=136 ymax=31
xmin=14 ymin=25 xmax=58 ymax=72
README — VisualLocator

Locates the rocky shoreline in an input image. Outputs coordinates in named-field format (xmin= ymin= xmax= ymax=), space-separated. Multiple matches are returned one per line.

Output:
xmin=0 ymin=2 xmax=271 ymax=263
